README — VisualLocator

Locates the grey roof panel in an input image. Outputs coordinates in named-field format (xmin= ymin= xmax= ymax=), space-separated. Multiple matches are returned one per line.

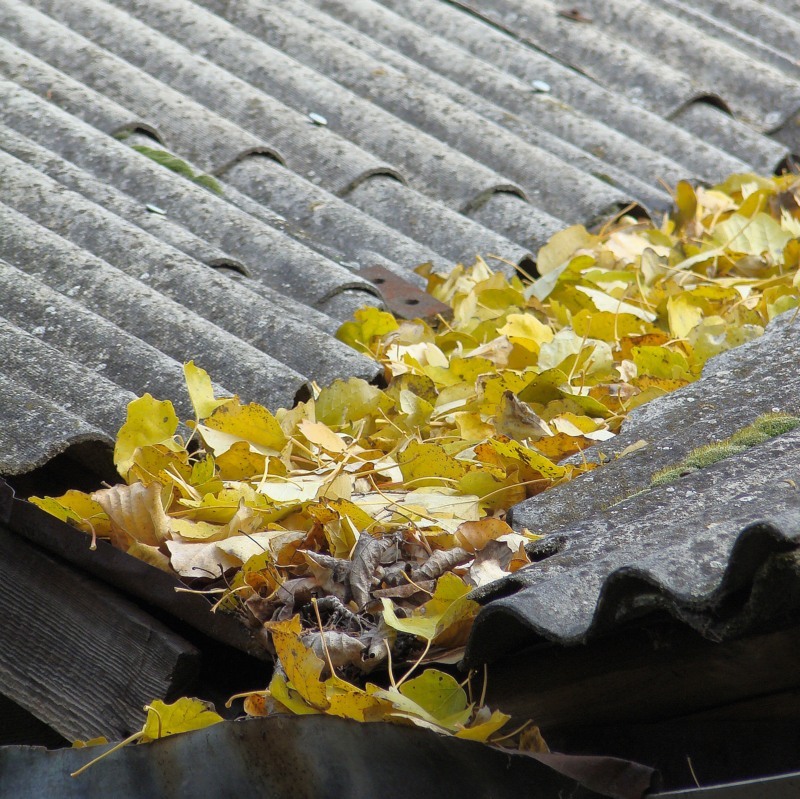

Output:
xmin=243 ymin=0 xmax=671 ymax=214
xmin=0 ymin=261 xmax=199 ymax=420
xmin=23 ymin=0 xmax=522 ymax=211
xmin=448 ymin=0 xmax=800 ymax=129
xmin=150 ymin=0 xmax=632 ymax=222
xmin=0 ymin=715 xmax=652 ymax=799
xmin=0 ymin=203 xmax=310 ymax=409
xmin=468 ymin=431 xmax=800 ymax=664
xmin=655 ymin=0 xmax=800 ymax=77
xmin=465 ymin=191 xmax=563 ymax=255
xmin=0 ymin=76 xmax=381 ymax=314
xmin=0 ymin=318 xmax=135 ymax=441
xmin=220 ymin=157 xmax=446 ymax=276
xmin=3 ymin=2 xmax=396 ymax=194
xmin=465 ymin=311 xmax=800 ymax=663
xmin=0 ymin=148 xmax=381 ymax=388
xmin=374 ymin=0 xmax=782 ymax=178
xmin=347 ymin=176 xmax=531 ymax=271
xmin=0 ymin=374 xmax=113 ymax=476
xmin=671 ymin=102 xmax=792 ymax=176
xmin=290 ymin=0 xmax=697 ymax=193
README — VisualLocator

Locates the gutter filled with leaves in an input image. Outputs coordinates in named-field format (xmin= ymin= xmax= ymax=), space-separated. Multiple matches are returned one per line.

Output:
xmin=30 ymin=173 xmax=800 ymax=764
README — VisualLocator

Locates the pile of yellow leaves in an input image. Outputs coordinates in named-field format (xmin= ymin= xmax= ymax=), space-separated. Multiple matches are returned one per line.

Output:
xmin=33 ymin=173 xmax=800 ymax=752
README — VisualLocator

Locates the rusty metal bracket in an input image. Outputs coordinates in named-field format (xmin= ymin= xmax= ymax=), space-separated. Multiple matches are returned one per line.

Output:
xmin=361 ymin=264 xmax=451 ymax=321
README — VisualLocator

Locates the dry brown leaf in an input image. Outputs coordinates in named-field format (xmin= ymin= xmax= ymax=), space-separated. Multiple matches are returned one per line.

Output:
xmin=92 ymin=481 xmax=171 ymax=549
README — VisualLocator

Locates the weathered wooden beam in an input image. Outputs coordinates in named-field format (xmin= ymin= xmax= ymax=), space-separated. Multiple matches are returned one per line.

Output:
xmin=3 ymin=480 xmax=264 ymax=660
xmin=0 ymin=524 xmax=199 ymax=742
xmin=484 ymin=621 xmax=800 ymax=729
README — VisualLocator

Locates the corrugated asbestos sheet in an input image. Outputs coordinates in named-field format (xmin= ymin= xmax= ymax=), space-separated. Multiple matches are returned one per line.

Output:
xmin=2 ymin=0 xmax=800 ymax=476
xmin=466 ymin=310 xmax=800 ymax=665
xmin=0 ymin=715 xmax=656 ymax=799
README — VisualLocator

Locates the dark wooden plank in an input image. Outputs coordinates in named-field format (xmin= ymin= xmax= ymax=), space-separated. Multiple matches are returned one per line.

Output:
xmin=0 ymin=524 xmax=199 ymax=742
xmin=484 ymin=621 xmax=800 ymax=729
xmin=1 ymin=479 xmax=265 ymax=659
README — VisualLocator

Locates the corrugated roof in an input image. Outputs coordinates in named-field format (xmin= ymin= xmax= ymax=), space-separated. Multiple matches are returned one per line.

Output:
xmin=0 ymin=714 xmax=656 ymax=799
xmin=466 ymin=311 xmax=800 ymax=664
xmin=3 ymin=0 xmax=800 ymax=478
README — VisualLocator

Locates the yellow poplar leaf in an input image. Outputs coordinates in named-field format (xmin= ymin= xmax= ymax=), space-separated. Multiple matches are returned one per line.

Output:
xmin=189 ymin=456 xmax=216 ymax=487
xmin=170 ymin=518 xmax=226 ymax=541
xmin=423 ymin=356 xmax=494 ymax=389
xmin=215 ymin=441 xmax=266 ymax=481
xmin=455 ymin=518 xmax=515 ymax=552
xmin=498 ymin=313 xmax=554 ymax=350
xmin=425 ymin=572 xmax=480 ymax=647
xmin=335 ymin=306 xmax=399 ymax=354
xmin=92 ymin=481 xmax=171 ymax=548
xmin=381 ymin=598 xmax=439 ymax=641
xmin=201 ymin=399 xmax=286 ymax=456
xmin=477 ymin=370 xmax=535 ymax=408
xmin=454 ymin=411 xmax=494 ymax=441
xmin=326 ymin=499 xmax=376 ymax=533
xmin=713 ymin=212 xmax=791 ymax=260
xmin=493 ymin=391 xmax=552 ymax=442
xmin=114 ymin=394 xmax=179 ymax=479
xmin=574 ymin=286 xmax=657 ymax=322
xmin=667 ymin=294 xmax=704 ymax=339
xmin=267 ymin=616 xmax=329 ymax=710
xmin=183 ymin=361 xmax=230 ymax=420
xmin=536 ymin=225 xmax=598 ymax=275
xmin=398 ymin=440 xmax=469 ymax=488
xmin=386 ymin=373 xmax=438 ymax=405
xmin=633 ymin=345 xmax=693 ymax=381
xmin=398 ymin=389 xmax=434 ymax=429
xmin=127 ymin=444 xmax=191 ymax=487
xmin=316 ymin=378 xmax=390 ymax=427
xmin=397 ymin=670 xmax=470 ymax=725
xmin=325 ymin=684 xmax=392 ymax=722
xmin=126 ymin=542 xmax=172 ymax=572
xmin=141 ymin=698 xmax=222 ymax=741
xmin=518 ymin=369 xmax=570 ymax=405
xmin=486 ymin=438 xmax=566 ymax=480
xmin=72 ymin=737 xmax=110 ymax=748
xmin=298 ymin=420 xmax=347 ymax=453
xmin=674 ymin=180 xmax=698 ymax=228
xmin=455 ymin=709 xmax=511 ymax=741
xmin=29 ymin=490 xmax=110 ymax=536
xmin=268 ymin=671 xmax=321 ymax=716
xmin=570 ymin=310 xmax=640 ymax=342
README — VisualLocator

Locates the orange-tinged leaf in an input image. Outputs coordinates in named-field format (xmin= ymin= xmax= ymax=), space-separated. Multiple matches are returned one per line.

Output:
xmin=454 ymin=518 xmax=515 ymax=553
